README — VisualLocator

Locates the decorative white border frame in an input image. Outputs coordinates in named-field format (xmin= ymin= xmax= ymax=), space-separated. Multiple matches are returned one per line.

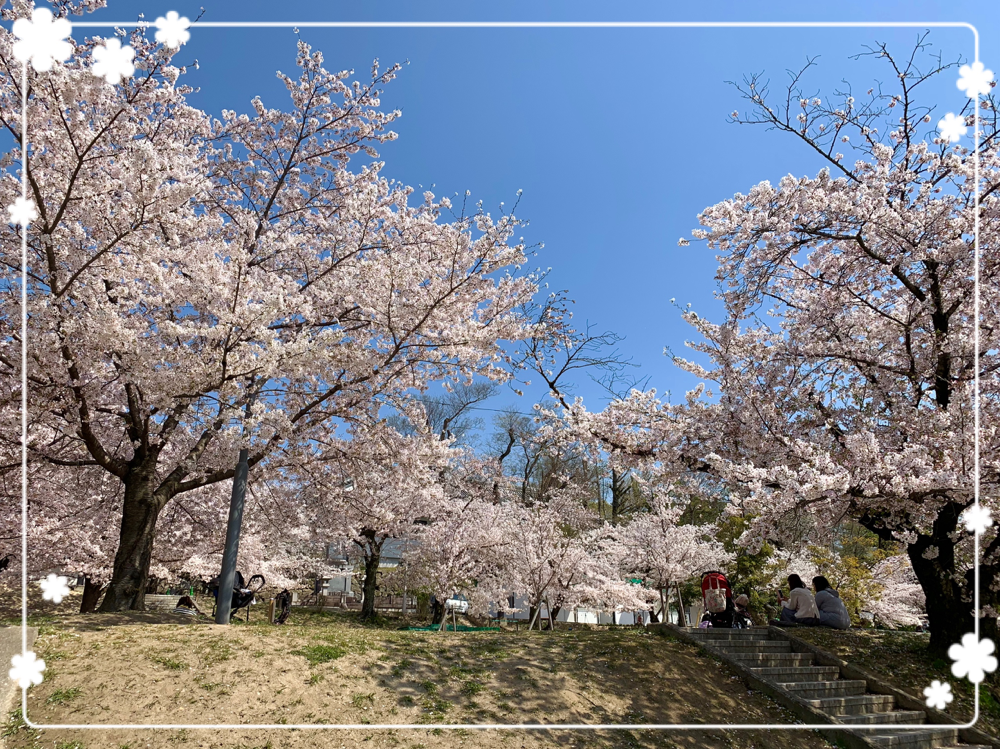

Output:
xmin=11 ymin=17 xmax=987 ymax=734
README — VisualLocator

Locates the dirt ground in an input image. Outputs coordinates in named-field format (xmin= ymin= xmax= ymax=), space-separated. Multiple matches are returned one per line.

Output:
xmin=0 ymin=597 xmax=839 ymax=749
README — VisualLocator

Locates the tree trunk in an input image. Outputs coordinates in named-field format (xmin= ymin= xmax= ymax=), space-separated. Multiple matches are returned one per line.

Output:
xmin=527 ymin=604 xmax=541 ymax=630
xmin=611 ymin=469 xmax=624 ymax=525
xmin=548 ymin=604 xmax=561 ymax=630
xmin=909 ymin=542 xmax=966 ymax=654
xmin=675 ymin=582 xmax=687 ymax=626
xmin=79 ymin=576 xmax=106 ymax=613
xmin=359 ymin=542 xmax=381 ymax=622
xmin=906 ymin=503 xmax=1000 ymax=654
xmin=432 ymin=598 xmax=446 ymax=625
xmin=99 ymin=472 xmax=165 ymax=612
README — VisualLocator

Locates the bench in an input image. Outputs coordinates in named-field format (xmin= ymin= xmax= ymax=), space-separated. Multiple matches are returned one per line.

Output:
xmin=143 ymin=594 xmax=185 ymax=612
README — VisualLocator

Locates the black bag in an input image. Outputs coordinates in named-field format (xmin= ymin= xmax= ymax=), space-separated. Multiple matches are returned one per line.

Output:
xmin=275 ymin=589 xmax=292 ymax=625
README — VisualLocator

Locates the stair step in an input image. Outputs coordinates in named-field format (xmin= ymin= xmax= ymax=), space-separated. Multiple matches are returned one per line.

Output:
xmin=867 ymin=729 xmax=959 ymax=748
xmin=778 ymin=680 xmax=868 ymax=698
xmin=710 ymin=641 xmax=792 ymax=651
xmin=751 ymin=666 xmax=840 ymax=682
xmin=727 ymin=652 xmax=814 ymax=666
xmin=679 ymin=626 xmax=768 ymax=632
xmin=837 ymin=711 xmax=926 ymax=725
xmin=685 ymin=629 xmax=772 ymax=639
xmin=807 ymin=694 xmax=895 ymax=715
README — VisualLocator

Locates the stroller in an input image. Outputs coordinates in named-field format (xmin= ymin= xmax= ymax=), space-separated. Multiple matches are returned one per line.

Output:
xmin=700 ymin=571 xmax=750 ymax=629
xmin=210 ymin=571 xmax=265 ymax=622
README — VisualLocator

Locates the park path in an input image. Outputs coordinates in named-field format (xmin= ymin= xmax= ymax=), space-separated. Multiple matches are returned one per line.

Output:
xmin=677 ymin=627 xmax=996 ymax=749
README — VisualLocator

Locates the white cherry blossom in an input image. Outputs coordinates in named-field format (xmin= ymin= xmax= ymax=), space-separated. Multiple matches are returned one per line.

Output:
xmin=540 ymin=46 xmax=1000 ymax=651
xmin=12 ymin=7 xmax=72 ymax=73
xmin=92 ymin=38 xmax=135 ymax=85
xmin=0 ymin=32 xmax=538 ymax=612
xmin=6 ymin=197 xmax=37 ymax=227
xmin=948 ymin=634 xmax=998 ymax=684
xmin=957 ymin=61 xmax=995 ymax=98
xmin=39 ymin=573 xmax=70 ymax=603
xmin=962 ymin=505 xmax=993 ymax=534
xmin=923 ymin=680 xmax=953 ymax=710
xmin=937 ymin=112 xmax=968 ymax=143
xmin=8 ymin=652 xmax=45 ymax=689
xmin=154 ymin=11 xmax=191 ymax=49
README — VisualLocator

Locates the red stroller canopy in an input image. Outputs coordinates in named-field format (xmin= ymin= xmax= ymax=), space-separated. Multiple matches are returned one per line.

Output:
xmin=701 ymin=571 xmax=733 ymax=601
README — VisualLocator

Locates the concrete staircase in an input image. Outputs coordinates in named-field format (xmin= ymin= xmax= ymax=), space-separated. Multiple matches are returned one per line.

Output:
xmin=679 ymin=627 xmax=992 ymax=749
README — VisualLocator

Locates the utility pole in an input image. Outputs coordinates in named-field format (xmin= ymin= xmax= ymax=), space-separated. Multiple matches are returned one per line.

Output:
xmin=215 ymin=388 xmax=257 ymax=625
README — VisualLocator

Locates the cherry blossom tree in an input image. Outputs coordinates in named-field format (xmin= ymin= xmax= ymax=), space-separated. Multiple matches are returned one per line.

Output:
xmin=493 ymin=485 xmax=649 ymax=629
xmin=0 ymin=449 xmax=330 ymax=611
xmin=406 ymin=494 xmax=511 ymax=627
xmin=528 ymin=40 xmax=995 ymax=651
xmin=675 ymin=41 xmax=999 ymax=651
xmin=0 ymin=12 xmax=540 ymax=611
xmin=867 ymin=554 xmax=927 ymax=628
xmin=609 ymin=499 xmax=731 ymax=617
xmin=289 ymin=422 xmax=455 ymax=621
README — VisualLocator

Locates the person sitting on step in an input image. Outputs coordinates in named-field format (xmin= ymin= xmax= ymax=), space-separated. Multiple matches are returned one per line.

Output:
xmin=813 ymin=576 xmax=851 ymax=629
xmin=774 ymin=574 xmax=820 ymax=626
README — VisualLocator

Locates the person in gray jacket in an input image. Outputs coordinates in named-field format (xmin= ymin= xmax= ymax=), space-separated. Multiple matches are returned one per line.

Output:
xmin=812 ymin=576 xmax=851 ymax=629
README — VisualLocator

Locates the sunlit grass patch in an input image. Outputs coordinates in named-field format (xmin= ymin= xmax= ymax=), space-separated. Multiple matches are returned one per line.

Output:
xmin=291 ymin=643 xmax=347 ymax=665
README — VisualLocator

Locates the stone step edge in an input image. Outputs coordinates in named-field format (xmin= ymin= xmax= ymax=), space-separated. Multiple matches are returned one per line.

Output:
xmin=807 ymin=695 xmax=896 ymax=707
xmin=780 ymin=680 xmax=869 ymax=689
xmin=837 ymin=711 xmax=928 ymax=725
xmin=651 ymin=623 xmax=879 ymax=749
xmin=866 ymin=729 xmax=960 ymax=746
xmin=765 ymin=626 xmax=1000 ymax=749
xmin=750 ymin=667 xmax=841 ymax=675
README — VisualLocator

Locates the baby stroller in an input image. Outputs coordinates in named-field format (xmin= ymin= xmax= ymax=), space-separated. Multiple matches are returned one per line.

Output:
xmin=210 ymin=571 xmax=265 ymax=622
xmin=701 ymin=571 xmax=741 ymax=629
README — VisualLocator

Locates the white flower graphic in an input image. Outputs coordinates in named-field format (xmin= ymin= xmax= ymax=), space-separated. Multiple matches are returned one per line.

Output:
xmin=962 ymin=505 xmax=993 ymax=534
xmin=154 ymin=11 xmax=191 ymax=49
xmin=937 ymin=113 xmax=968 ymax=143
xmin=7 ymin=197 xmax=38 ymax=227
xmin=92 ymin=38 xmax=135 ymax=84
xmin=923 ymin=679 xmax=953 ymax=710
xmin=948 ymin=633 xmax=998 ymax=684
xmin=39 ymin=573 xmax=70 ymax=603
xmin=12 ymin=7 xmax=73 ymax=73
xmin=9 ymin=651 xmax=45 ymax=689
xmin=957 ymin=61 xmax=995 ymax=99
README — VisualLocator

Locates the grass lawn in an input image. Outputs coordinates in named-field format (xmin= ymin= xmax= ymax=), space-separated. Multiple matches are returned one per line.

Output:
xmin=0 ymin=598 xmax=837 ymax=749
xmin=792 ymin=627 xmax=1000 ymax=737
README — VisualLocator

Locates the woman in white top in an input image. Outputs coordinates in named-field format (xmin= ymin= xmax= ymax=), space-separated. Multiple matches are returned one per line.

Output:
xmin=777 ymin=574 xmax=820 ymax=625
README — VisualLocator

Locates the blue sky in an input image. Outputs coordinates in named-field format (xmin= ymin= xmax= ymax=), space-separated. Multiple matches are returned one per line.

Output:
xmin=68 ymin=1 xmax=992 ymax=423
